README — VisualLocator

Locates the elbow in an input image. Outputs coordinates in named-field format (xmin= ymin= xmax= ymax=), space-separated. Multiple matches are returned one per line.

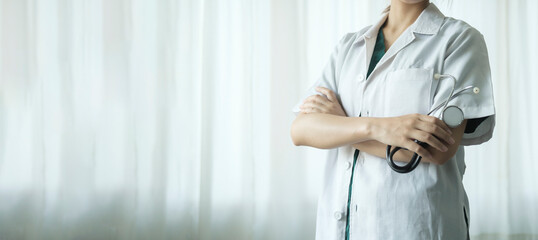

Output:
xmin=290 ymin=129 xmax=301 ymax=146
xmin=290 ymin=119 xmax=304 ymax=146
xmin=291 ymin=136 xmax=302 ymax=146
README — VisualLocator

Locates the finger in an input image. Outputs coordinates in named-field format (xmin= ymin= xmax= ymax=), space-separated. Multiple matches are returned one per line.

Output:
xmin=300 ymin=106 xmax=323 ymax=114
xmin=418 ymin=115 xmax=452 ymax=134
xmin=403 ymin=140 xmax=433 ymax=159
xmin=300 ymin=102 xmax=325 ymax=111
xmin=408 ymin=130 xmax=448 ymax=152
xmin=315 ymin=87 xmax=337 ymax=102
xmin=415 ymin=121 xmax=455 ymax=145
xmin=304 ymin=95 xmax=330 ymax=107
xmin=299 ymin=103 xmax=326 ymax=114
xmin=303 ymin=95 xmax=330 ymax=108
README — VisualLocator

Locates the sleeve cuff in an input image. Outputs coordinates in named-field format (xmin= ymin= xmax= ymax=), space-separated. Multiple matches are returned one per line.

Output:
xmin=459 ymin=105 xmax=496 ymax=146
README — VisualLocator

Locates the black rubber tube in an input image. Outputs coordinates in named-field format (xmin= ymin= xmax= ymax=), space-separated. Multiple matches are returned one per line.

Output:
xmin=386 ymin=141 xmax=427 ymax=173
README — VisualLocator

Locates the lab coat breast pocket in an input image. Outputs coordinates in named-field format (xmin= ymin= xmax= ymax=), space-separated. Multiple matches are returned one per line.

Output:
xmin=383 ymin=68 xmax=433 ymax=117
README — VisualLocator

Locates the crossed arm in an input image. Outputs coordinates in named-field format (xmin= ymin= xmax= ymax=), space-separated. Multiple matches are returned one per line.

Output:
xmin=290 ymin=87 xmax=467 ymax=165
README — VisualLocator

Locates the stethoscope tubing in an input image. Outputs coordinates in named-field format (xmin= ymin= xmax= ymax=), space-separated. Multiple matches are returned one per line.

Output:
xmin=427 ymin=85 xmax=475 ymax=115
xmin=386 ymin=74 xmax=477 ymax=174
xmin=386 ymin=144 xmax=424 ymax=173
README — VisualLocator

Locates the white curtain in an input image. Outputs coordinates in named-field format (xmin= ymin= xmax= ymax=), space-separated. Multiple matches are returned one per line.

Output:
xmin=0 ymin=0 xmax=536 ymax=239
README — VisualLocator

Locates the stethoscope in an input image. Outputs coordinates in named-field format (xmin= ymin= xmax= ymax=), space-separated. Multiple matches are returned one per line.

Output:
xmin=386 ymin=73 xmax=480 ymax=173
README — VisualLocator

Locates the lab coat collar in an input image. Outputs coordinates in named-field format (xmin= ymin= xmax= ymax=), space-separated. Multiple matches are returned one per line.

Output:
xmin=412 ymin=3 xmax=445 ymax=35
xmin=355 ymin=2 xmax=445 ymax=44
xmin=362 ymin=12 xmax=389 ymax=41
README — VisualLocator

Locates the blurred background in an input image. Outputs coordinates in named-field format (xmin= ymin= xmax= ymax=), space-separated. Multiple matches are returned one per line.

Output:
xmin=0 ymin=0 xmax=537 ymax=239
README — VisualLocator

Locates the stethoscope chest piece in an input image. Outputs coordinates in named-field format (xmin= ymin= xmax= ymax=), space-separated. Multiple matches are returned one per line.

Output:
xmin=441 ymin=105 xmax=464 ymax=128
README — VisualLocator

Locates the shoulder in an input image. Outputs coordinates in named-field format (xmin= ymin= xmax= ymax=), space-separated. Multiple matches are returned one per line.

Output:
xmin=443 ymin=17 xmax=483 ymax=34
xmin=439 ymin=17 xmax=488 ymax=53
xmin=439 ymin=17 xmax=486 ymax=44
xmin=335 ymin=25 xmax=372 ymax=48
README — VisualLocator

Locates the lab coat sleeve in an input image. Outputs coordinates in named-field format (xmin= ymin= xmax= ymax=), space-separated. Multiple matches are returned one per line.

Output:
xmin=291 ymin=33 xmax=354 ymax=116
xmin=433 ymin=27 xmax=496 ymax=146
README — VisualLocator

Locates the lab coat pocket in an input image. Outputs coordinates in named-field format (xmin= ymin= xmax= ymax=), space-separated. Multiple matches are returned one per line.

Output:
xmin=383 ymin=68 xmax=433 ymax=117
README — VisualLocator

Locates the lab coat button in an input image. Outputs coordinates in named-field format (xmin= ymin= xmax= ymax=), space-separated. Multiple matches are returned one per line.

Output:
xmin=358 ymin=74 xmax=365 ymax=81
xmin=345 ymin=161 xmax=352 ymax=170
xmin=334 ymin=211 xmax=344 ymax=220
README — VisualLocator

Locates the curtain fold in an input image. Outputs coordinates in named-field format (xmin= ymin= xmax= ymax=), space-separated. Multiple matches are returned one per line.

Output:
xmin=0 ymin=0 xmax=536 ymax=239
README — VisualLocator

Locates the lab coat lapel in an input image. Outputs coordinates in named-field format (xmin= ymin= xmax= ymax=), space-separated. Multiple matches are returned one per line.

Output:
xmin=362 ymin=12 xmax=389 ymax=79
xmin=364 ymin=37 xmax=378 ymax=78
xmin=368 ymin=29 xmax=416 ymax=79
xmin=366 ymin=3 xmax=444 ymax=79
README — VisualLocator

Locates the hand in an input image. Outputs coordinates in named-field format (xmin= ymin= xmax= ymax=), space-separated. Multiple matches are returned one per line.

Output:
xmin=299 ymin=87 xmax=347 ymax=117
xmin=370 ymin=114 xmax=456 ymax=159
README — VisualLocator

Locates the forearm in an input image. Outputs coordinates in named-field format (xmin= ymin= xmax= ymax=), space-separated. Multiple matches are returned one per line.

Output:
xmin=352 ymin=119 xmax=467 ymax=165
xmin=291 ymin=112 xmax=373 ymax=149
xmin=294 ymin=87 xmax=461 ymax=162
xmin=351 ymin=141 xmax=437 ymax=163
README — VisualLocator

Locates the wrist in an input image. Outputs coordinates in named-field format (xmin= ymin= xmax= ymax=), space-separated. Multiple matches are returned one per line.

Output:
xmin=353 ymin=117 xmax=377 ymax=142
xmin=366 ymin=117 xmax=380 ymax=141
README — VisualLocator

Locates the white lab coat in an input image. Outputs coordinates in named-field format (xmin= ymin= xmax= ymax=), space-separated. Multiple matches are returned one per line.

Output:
xmin=292 ymin=3 xmax=495 ymax=240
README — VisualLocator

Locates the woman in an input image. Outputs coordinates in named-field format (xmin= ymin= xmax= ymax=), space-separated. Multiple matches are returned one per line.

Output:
xmin=290 ymin=1 xmax=495 ymax=240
